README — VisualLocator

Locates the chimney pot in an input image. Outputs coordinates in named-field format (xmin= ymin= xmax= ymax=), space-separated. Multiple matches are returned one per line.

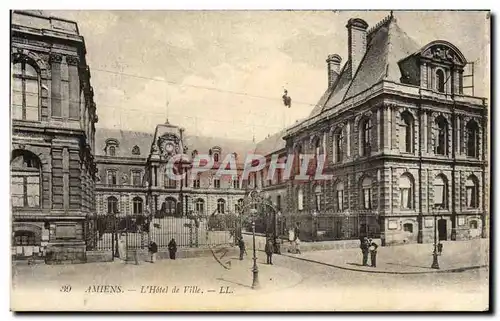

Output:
xmin=346 ymin=18 xmax=369 ymax=78
xmin=326 ymin=54 xmax=342 ymax=88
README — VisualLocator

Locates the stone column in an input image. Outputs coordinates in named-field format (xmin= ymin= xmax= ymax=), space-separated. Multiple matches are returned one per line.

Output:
xmin=67 ymin=56 xmax=80 ymax=120
xmin=50 ymin=54 xmax=63 ymax=117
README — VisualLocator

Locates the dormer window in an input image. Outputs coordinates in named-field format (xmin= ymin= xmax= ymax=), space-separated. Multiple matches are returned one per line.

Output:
xmin=132 ymin=145 xmax=140 ymax=155
xmin=211 ymin=146 xmax=222 ymax=163
xmin=105 ymin=138 xmax=119 ymax=157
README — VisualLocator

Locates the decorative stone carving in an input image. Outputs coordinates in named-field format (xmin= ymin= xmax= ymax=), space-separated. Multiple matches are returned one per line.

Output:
xmin=422 ymin=45 xmax=462 ymax=65
xmin=122 ymin=174 xmax=128 ymax=183
xmin=66 ymin=55 xmax=79 ymax=66
xmin=49 ymin=53 xmax=63 ymax=64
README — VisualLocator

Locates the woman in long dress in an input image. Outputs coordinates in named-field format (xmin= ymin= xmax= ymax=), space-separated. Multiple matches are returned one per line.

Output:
xmin=117 ymin=233 xmax=126 ymax=261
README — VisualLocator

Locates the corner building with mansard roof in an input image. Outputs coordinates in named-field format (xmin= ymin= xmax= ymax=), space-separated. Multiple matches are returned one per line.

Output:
xmin=10 ymin=11 xmax=98 ymax=263
xmin=278 ymin=14 xmax=489 ymax=245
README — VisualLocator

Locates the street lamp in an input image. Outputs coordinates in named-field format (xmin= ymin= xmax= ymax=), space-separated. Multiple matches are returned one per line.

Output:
xmin=249 ymin=208 xmax=260 ymax=289
xmin=431 ymin=206 xmax=440 ymax=269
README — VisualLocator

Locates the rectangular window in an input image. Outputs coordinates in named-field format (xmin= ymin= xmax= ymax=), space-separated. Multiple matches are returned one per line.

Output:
xmin=193 ymin=179 xmax=200 ymax=189
xmin=276 ymin=195 xmax=281 ymax=211
xmin=233 ymin=179 xmax=240 ymax=189
xmin=107 ymin=170 xmax=117 ymax=186
xmin=214 ymin=179 xmax=220 ymax=189
xmin=11 ymin=176 xmax=25 ymax=207
xmin=131 ymin=170 xmax=142 ymax=186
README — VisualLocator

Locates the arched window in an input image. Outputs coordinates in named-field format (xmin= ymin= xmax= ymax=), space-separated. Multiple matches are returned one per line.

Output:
xmin=400 ymin=112 xmax=414 ymax=153
xmin=466 ymin=120 xmax=479 ymax=158
xmin=334 ymin=129 xmax=343 ymax=162
xmin=107 ymin=196 xmax=118 ymax=214
xmin=360 ymin=118 xmax=372 ymax=156
xmin=335 ymin=181 xmax=344 ymax=212
xmin=297 ymin=188 xmax=304 ymax=210
xmin=435 ymin=116 xmax=448 ymax=155
xmin=361 ymin=177 xmax=372 ymax=210
xmin=213 ymin=152 xmax=220 ymax=163
xmin=11 ymin=150 xmax=41 ymax=208
xmin=12 ymin=59 xmax=39 ymax=121
xmin=436 ymin=69 xmax=445 ymax=93
xmin=465 ymin=175 xmax=479 ymax=208
xmin=165 ymin=197 xmax=177 ymax=215
xmin=108 ymin=146 xmax=116 ymax=157
xmin=469 ymin=220 xmax=478 ymax=229
xmin=433 ymin=175 xmax=448 ymax=209
xmin=132 ymin=196 xmax=143 ymax=214
xmin=399 ymin=174 xmax=414 ymax=209
xmin=132 ymin=145 xmax=140 ymax=155
xmin=217 ymin=198 xmax=226 ymax=214
xmin=195 ymin=198 xmax=205 ymax=214
xmin=314 ymin=185 xmax=322 ymax=212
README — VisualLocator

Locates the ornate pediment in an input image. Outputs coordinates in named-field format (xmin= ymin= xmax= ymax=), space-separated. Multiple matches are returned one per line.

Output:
xmin=420 ymin=41 xmax=467 ymax=67
xmin=157 ymin=133 xmax=180 ymax=156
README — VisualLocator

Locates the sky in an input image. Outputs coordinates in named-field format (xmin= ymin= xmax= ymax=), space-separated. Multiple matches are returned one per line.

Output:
xmin=46 ymin=10 xmax=489 ymax=142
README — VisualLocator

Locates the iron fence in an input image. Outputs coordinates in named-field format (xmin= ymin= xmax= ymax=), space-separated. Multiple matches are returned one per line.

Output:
xmin=85 ymin=213 xmax=236 ymax=255
xmin=284 ymin=211 xmax=381 ymax=242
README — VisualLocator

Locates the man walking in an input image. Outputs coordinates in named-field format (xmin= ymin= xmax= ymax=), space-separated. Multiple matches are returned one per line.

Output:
xmin=360 ymin=237 xmax=369 ymax=266
xmin=168 ymin=238 xmax=177 ymax=260
xmin=265 ymin=238 xmax=274 ymax=265
xmin=238 ymin=237 xmax=246 ymax=260
xmin=369 ymin=239 xmax=378 ymax=268
xmin=148 ymin=240 xmax=158 ymax=263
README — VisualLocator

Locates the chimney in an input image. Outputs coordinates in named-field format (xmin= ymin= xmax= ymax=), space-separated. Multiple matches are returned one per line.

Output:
xmin=326 ymin=54 xmax=342 ymax=88
xmin=346 ymin=18 xmax=369 ymax=77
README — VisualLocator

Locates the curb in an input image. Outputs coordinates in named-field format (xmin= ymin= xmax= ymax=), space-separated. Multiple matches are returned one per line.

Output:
xmin=281 ymin=253 xmax=487 ymax=275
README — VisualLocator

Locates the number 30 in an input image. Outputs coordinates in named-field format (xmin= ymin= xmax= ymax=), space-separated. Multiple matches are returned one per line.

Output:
xmin=60 ymin=285 xmax=72 ymax=292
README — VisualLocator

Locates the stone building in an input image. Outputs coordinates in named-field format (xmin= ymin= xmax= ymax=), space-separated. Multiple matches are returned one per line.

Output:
xmin=254 ymin=14 xmax=488 ymax=245
xmin=10 ymin=11 xmax=98 ymax=263
xmin=94 ymin=121 xmax=255 ymax=221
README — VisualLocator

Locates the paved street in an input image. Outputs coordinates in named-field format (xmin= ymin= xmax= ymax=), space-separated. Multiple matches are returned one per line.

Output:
xmin=12 ymin=240 xmax=489 ymax=311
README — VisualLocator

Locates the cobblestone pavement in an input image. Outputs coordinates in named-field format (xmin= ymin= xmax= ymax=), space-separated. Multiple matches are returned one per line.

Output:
xmin=11 ymin=240 xmax=489 ymax=311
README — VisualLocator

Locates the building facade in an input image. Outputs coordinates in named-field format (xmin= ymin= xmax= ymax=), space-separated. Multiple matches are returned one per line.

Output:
xmin=11 ymin=10 xmax=98 ymax=263
xmin=277 ymin=14 xmax=489 ymax=245
xmin=94 ymin=121 xmax=255 ymax=222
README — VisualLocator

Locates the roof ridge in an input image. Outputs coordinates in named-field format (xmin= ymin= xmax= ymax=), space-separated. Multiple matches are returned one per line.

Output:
xmin=367 ymin=12 xmax=394 ymax=42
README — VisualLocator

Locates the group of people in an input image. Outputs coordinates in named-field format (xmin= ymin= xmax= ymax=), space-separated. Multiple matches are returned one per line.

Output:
xmin=360 ymin=237 xmax=378 ymax=267
xmin=237 ymin=236 xmax=281 ymax=265
xmin=147 ymin=238 xmax=177 ymax=263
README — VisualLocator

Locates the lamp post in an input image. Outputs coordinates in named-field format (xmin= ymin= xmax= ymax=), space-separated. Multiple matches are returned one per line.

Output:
xmin=431 ymin=207 xmax=440 ymax=269
xmin=312 ymin=210 xmax=318 ymax=242
xmin=250 ymin=208 xmax=260 ymax=289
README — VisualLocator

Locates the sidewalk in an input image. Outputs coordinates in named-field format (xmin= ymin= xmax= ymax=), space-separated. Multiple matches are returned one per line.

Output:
xmin=282 ymin=238 xmax=489 ymax=274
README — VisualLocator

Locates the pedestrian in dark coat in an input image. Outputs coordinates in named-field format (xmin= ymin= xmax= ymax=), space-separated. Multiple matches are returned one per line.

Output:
xmin=148 ymin=240 xmax=158 ymax=263
xmin=265 ymin=239 xmax=274 ymax=265
xmin=168 ymin=238 xmax=177 ymax=260
xmin=369 ymin=240 xmax=378 ymax=268
xmin=238 ymin=237 xmax=246 ymax=260
xmin=437 ymin=242 xmax=443 ymax=255
xmin=360 ymin=237 xmax=369 ymax=266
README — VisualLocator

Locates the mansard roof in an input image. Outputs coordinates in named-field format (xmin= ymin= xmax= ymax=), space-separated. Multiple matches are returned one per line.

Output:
xmin=309 ymin=15 xmax=421 ymax=117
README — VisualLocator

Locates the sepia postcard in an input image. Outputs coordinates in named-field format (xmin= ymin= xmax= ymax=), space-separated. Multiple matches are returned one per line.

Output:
xmin=9 ymin=9 xmax=490 ymax=312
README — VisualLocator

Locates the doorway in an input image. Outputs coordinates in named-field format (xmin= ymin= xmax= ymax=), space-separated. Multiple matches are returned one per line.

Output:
xmin=438 ymin=219 xmax=447 ymax=241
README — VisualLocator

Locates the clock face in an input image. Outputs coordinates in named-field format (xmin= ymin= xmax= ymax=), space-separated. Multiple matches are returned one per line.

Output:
xmin=165 ymin=143 xmax=174 ymax=153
